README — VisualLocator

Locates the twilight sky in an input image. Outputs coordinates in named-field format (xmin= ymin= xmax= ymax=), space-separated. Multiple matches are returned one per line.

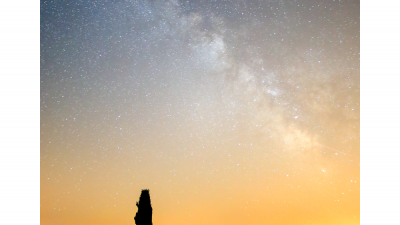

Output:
xmin=40 ymin=0 xmax=360 ymax=224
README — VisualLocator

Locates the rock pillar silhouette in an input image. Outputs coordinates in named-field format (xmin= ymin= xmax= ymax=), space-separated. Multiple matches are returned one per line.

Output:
xmin=134 ymin=189 xmax=153 ymax=225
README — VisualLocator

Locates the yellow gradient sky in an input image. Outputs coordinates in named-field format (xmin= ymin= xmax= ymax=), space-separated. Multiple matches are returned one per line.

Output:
xmin=41 ymin=0 xmax=359 ymax=224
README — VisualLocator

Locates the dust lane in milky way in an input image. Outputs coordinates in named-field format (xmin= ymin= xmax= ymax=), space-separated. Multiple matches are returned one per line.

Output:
xmin=41 ymin=0 xmax=359 ymax=224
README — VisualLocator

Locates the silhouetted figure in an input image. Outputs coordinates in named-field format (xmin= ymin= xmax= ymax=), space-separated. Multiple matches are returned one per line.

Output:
xmin=134 ymin=189 xmax=153 ymax=225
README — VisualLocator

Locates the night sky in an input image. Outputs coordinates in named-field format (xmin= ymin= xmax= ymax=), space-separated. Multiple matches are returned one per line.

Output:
xmin=40 ymin=0 xmax=360 ymax=224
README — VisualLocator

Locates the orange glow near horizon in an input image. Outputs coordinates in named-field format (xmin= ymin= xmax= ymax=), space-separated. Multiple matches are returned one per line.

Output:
xmin=41 ymin=128 xmax=359 ymax=224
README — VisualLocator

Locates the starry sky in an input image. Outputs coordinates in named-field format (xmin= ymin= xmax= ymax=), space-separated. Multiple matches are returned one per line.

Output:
xmin=40 ymin=0 xmax=359 ymax=224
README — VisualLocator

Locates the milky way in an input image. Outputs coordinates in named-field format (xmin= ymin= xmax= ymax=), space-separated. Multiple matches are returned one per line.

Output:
xmin=41 ymin=1 xmax=359 ymax=224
